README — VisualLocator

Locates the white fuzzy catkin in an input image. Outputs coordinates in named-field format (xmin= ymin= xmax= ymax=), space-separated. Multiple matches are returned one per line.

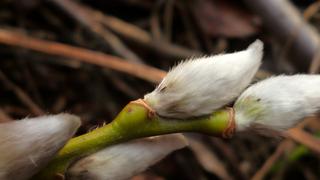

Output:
xmin=144 ymin=40 xmax=263 ymax=118
xmin=234 ymin=75 xmax=320 ymax=132
xmin=67 ymin=134 xmax=187 ymax=180
xmin=0 ymin=114 xmax=81 ymax=180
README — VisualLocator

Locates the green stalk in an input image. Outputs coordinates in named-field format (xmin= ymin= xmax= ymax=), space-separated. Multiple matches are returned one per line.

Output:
xmin=33 ymin=99 xmax=233 ymax=179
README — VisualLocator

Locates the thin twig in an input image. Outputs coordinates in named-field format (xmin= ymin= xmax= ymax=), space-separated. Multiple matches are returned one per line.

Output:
xmin=243 ymin=0 xmax=320 ymax=71
xmin=188 ymin=137 xmax=233 ymax=180
xmin=163 ymin=0 xmax=175 ymax=42
xmin=251 ymin=140 xmax=293 ymax=180
xmin=0 ymin=29 xmax=166 ymax=83
xmin=251 ymin=120 xmax=320 ymax=180
xmin=0 ymin=108 xmax=13 ymax=122
xmin=210 ymin=138 xmax=247 ymax=180
xmin=303 ymin=1 xmax=320 ymax=74
xmin=50 ymin=0 xmax=144 ymax=64
xmin=96 ymin=11 xmax=201 ymax=59
xmin=0 ymin=70 xmax=44 ymax=116
xmin=150 ymin=1 xmax=164 ymax=41
xmin=287 ymin=128 xmax=320 ymax=154
xmin=176 ymin=2 xmax=202 ymax=50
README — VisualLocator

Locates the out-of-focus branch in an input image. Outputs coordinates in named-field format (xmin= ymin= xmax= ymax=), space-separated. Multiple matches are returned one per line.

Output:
xmin=0 ymin=29 xmax=166 ymax=83
xmin=188 ymin=137 xmax=233 ymax=180
xmin=304 ymin=1 xmax=320 ymax=73
xmin=244 ymin=0 xmax=320 ymax=72
xmin=0 ymin=70 xmax=44 ymax=116
xmin=50 ymin=0 xmax=143 ymax=64
xmin=0 ymin=108 xmax=13 ymax=122
xmin=95 ymin=11 xmax=201 ymax=59
xmin=251 ymin=140 xmax=293 ymax=180
xmin=252 ymin=118 xmax=320 ymax=180
xmin=51 ymin=0 xmax=200 ymax=60
xmin=287 ymin=128 xmax=320 ymax=153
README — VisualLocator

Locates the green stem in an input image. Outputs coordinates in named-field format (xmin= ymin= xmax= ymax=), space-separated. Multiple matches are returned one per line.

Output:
xmin=33 ymin=100 xmax=233 ymax=179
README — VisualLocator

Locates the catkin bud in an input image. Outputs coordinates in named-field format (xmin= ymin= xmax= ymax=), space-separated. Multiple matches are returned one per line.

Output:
xmin=0 ymin=114 xmax=81 ymax=180
xmin=144 ymin=40 xmax=263 ymax=119
xmin=67 ymin=134 xmax=187 ymax=180
xmin=234 ymin=75 xmax=320 ymax=132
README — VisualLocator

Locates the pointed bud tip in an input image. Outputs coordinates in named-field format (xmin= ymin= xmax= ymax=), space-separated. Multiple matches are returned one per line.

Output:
xmin=246 ymin=39 xmax=264 ymax=63
xmin=44 ymin=113 xmax=81 ymax=134
xmin=248 ymin=39 xmax=264 ymax=52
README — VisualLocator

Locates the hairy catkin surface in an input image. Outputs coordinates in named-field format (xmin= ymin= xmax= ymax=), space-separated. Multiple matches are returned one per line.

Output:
xmin=67 ymin=134 xmax=187 ymax=180
xmin=0 ymin=114 xmax=80 ymax=180
xmin=235 ymin=75 xmax=320 ymax=132
xmin=144 ymin=40 xmax=263 ymax=119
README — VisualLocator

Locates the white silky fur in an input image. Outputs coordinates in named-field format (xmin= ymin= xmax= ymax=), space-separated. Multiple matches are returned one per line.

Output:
xmin=235 ymin=75 xmax=320 ymax=131
xmin=67 ymin=134 xmax=187 ymax=180
xmin=0 ymin=114 xmax=80 ymax=180
xmin=144 ymin=40 xmax=263 ymax=118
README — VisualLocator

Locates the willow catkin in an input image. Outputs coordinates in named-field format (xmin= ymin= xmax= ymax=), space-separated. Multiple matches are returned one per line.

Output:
xmin=144 ymin=40 xmax=263 ymax=119
xmin=0 ymin=114 xmax=80 ymax=180
xmin=234 ymin=75 xmax=320 ymax=131
xmin=67 ymin=134 xmax=187 ymax=180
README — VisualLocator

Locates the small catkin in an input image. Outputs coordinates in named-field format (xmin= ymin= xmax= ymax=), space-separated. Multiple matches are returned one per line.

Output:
xmin=144 ymin=39 xmax=263 ymax=119
xmin=67 ymin=134 xmax=187 ymax=180
xmin=0 ymin=114 xmax=80 ymax=180
xmin=234 ymin=75 xmax=320 ymax=132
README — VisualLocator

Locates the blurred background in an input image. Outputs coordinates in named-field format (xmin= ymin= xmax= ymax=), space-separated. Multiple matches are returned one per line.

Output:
xmin=0 ymin=0 xmax=320 ymax=179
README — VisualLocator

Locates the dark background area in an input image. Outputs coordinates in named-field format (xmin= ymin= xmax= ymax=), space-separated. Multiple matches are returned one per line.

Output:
xmin=0 ymin=0 xmax=320 ymax=179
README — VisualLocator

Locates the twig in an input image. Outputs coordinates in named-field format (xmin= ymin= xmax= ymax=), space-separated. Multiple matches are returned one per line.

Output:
xmin=309 ymin=49 xmax=320 ymax=74
xmin=50 ymin=0 xmax=143 ymax=64
xmin=176 ymin=2 xmax=202 ymax=50
xmin=45 ymin=0 xmax=142 ymax=99
xmin=251 ymin=122 xmax=320 ymax=180
xmin=0 ymin=108 xmax=13 ymax=122
xmin=102 ymin=70 xmax=140 ymax=99
xmin=95 ymin=12 xmax=201 ymax=59
xmin=51 ymin=96 xmax=66 ymax=114
xmin=210 ymin=138 xmax=247 ymax=180
xmin=304 ymin=1 xmax=320 ymax=74
xmin=287 ymin=128 xmax=320 ymax=154
xmin=243 ymin=0 xmax=320 ymax=71
xmin=0 ymin=70 xmax=44 ymax=116
xmin=0 ymin=29 xmax=166 ymax=83
xmin=251 ymin=140 xmax=293 ymax=180
xmin=163 ymin=0 xmax=175 ymax=42
xmin=150 ymin=1 xmax=164 ymax=41
xmin=188 ymin=137 xmax=233 ymax=180
xmin=186 ymin=0 xmax=216 ymax=53
xmin=303 ymin=1 xmax=320 ymax=20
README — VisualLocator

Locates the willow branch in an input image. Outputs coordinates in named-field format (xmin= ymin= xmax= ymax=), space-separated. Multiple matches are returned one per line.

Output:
xmin=33 ymin=99 xmax=234 ymax=179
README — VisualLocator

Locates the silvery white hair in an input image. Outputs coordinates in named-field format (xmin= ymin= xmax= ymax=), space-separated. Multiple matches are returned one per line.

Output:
xmin=0 ymin=114 xmax=80 ymax=180
xmin=67 ymin=134 xmax=187 ymax=180
xmin=144 ymin=40 xmax=263 ymax=119
xmin=235 ymin=75 xmax=320 ymax=131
